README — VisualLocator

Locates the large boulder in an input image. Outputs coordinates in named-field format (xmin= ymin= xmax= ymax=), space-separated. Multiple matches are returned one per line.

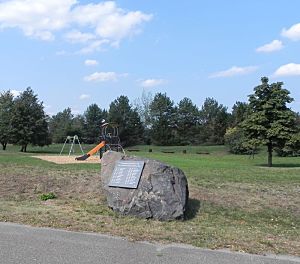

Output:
xmin=100 ymin=151 xmax=189 ymax=221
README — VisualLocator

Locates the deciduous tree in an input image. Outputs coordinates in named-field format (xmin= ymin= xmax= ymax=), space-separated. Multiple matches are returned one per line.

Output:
xmin=11 ymin=87 xmax=50 ymax=152
xmin=134 ymin=91 xmax=153 ymax=144
xmin=242 ymin=77 xmax=296 ymax=167
xmin=0 ymin=90 xmax=14 ymax=150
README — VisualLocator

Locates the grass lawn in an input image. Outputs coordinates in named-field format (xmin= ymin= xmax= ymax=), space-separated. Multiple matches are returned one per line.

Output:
xmin=0 ymin=144 xmax=299 ymax=256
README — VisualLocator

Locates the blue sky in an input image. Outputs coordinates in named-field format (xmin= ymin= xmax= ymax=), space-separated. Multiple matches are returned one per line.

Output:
xmin=1 ymin=0 xmax=300 ymax=115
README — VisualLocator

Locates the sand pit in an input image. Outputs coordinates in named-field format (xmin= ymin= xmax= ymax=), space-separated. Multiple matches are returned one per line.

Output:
xmin=32 ymin=155 xmax=101 ymax=164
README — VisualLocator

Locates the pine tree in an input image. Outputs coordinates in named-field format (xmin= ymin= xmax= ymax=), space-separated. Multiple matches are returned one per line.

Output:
xmin=83 ymin=104 xmax=107 ymax=144
xmin=149 ymin=93 xmax=176 ymax=145
xmin=49 ymin=108 xmax=73 ymax=143
xmin=176 ymin=97 xmax=199 ymax=145
xmin=198 ymin=98 xmax=229 ymax=144
xmin=109 ymin=96 xmax=144 ymax=147
xmin=231 ymin=101 xmax=248 ymax=127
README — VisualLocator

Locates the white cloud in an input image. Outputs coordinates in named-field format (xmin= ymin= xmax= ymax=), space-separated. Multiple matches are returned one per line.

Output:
xmin=84 ymin=59 xmax=98 ymax=66
xmin=0 ymin=0 xmax=152 ymax=47
xmin=140 ymin=79 xmax=167 ymax=88
xmin=65 ymin=30 xmax=96 ymax=43
xmin=79 ymin=39 xmax=109 ymax=54
xmin=209 ymin=66 xmax=258 ymax=78
xmin=71 ymin=2 xmax=152 ymax=42
xmin=79 ymin=94 xmax=91 ymax=100
xmin=273 ymin=63 xmax=300 ymax=77
xmin=256 ymin=40 xmax=283 ymax=53
xmin=281 ymin=23 xmax=300 ymax=41
xmin=11 ymin=89 xmax=21 ymax=97
xmin=84 ymin=71 xmax=119 ymax=82
xmin=0 ymin=0 xmax=75 ymax=41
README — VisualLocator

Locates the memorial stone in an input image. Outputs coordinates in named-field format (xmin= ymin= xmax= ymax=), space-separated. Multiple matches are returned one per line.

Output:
xmin=109 ymin=161 xmax=144 ymax=188
xmin=100 ymin=151 xmax=189 ymax=221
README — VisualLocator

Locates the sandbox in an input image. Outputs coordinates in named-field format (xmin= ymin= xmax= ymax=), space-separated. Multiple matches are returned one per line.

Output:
xmin=31 ymin=155 xmax=101 ymax=164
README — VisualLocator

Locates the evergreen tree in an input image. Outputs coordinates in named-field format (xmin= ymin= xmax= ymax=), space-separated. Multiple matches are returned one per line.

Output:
xmin=0 ymin=90 xmax=14 ymax=150
xmin=149 ymin=93 xmax=176 ymax=145
xmin=49 ymin=108 xmax=73 ymax=143
xmin=109 ymin=96 xmax=144 ymax=147
xmin=198 ymin=97 xmax=229 ymax=144
xmin=11 ymin=87 xmax=50 ymax=152
xmin=126 ymin=108 xmax=145 ymax=146
xmin=242 ymin=77 xmax=296 ymax=167
xmin=70 ymin=114 xmax=85 ymax=139
xmin=176 ymin=97 xmax=199 ymax=145
xmin=231 ymin=101 xmax=248 ymax=127
xmin=83 ymin=104 xmax=108 ymax=144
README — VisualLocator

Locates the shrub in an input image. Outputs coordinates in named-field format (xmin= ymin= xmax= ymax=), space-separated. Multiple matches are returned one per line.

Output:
xmin=40 ymin=192 xmax=57 ymax=201
xmin=275 ymin=133 xmax=300 ymax=157
xmin=224 ymin=127 xmax=252 ymax=154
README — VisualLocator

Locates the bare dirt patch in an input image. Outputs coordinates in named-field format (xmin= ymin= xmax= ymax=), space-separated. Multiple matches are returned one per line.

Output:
xmin=0 ymin=164 xmax=103 ymax=201
xmin=31 ymin=155 xmax=101 ymax=164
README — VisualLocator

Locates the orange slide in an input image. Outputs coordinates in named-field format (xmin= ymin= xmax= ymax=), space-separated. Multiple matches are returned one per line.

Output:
xmin=75 ymin=141 xmax=106 ymax=161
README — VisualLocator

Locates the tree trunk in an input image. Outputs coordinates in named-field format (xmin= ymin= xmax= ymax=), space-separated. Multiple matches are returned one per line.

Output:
xmin=20 ymin=145 xmax=27 ymax=152
xmin=1 ymin=142 xmax=7 ymax=150
xmin=267 ymin=141 xmax=273 ymax=167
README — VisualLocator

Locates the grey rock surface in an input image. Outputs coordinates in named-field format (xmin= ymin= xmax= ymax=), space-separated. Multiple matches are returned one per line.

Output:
xmin=100 ymin=151 xmax=189 ymax=220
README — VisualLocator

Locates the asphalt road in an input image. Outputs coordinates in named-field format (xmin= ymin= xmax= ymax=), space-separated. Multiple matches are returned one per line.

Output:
xmin=0 ymin=222 xmax=299 ymax=264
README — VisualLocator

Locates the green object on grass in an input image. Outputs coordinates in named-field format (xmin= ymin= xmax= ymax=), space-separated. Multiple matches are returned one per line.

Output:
xmin=40 ymin=192 xmax=57 ymax=201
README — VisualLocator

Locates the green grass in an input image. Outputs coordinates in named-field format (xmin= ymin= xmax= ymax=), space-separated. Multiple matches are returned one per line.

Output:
xmin=127 ymin=145 xmax=300 ymax=183
xmin=0 ymin=144 xmax=100 ymax=171
xmin=0 ymin=144 xmax=299 ymax=256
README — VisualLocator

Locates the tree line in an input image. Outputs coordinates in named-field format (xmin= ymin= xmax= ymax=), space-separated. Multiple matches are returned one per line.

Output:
xmin=0 ymin=88 xmax=233 ymax=149
xmin=1 ymin=77 xmax=300 ymax=166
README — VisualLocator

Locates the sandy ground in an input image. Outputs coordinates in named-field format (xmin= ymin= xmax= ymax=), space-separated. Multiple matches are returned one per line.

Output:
xmin=31 ymin=155 xmax=101 ymax=164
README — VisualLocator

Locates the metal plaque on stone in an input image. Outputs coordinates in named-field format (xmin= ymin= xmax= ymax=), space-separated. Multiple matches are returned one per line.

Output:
xmin=108 ymin=160 xmax=145 ymax=189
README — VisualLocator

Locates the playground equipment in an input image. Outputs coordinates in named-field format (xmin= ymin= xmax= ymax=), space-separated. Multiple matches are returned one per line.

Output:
xmin=60 ymin=135 xmax=84 ymax=156
xmin=75 ymin=122 xmax=124 ymax=161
